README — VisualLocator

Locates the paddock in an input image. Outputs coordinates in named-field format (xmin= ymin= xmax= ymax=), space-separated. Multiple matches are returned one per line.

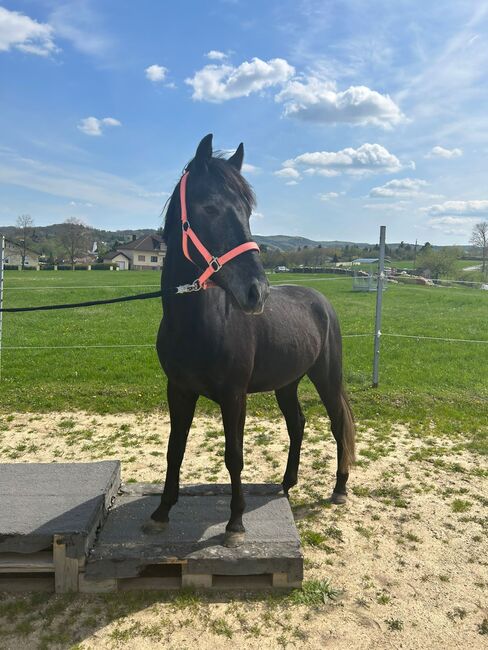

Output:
xmin=0 ymin=271 xmax=486 ymax=648
xmin=0 ymin=411 xmax=486 ymax=648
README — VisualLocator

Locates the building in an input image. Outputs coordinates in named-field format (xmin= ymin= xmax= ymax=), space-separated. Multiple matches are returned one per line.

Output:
xmin=2 ymin=237 xmax=40 ymax=268
xmin=103 ymin=250 xmax=131 ymax=270
xmin=103 ymin=234 xmax=166 ymax=270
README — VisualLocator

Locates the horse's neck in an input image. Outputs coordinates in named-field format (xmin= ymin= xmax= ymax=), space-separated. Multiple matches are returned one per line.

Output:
xmin=162 ymin=237 xmax=197 ymax=290
xmin=161 ymin=238 xmax=222 ymax=326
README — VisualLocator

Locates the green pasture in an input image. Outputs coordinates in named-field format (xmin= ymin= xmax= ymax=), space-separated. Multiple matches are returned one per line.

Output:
xmin=1 ymin=270 xmax=487 ymax=441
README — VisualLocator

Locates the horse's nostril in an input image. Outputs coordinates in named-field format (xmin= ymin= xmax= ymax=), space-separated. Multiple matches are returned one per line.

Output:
xmin=248 ymin=280 xmax=261 ymax=308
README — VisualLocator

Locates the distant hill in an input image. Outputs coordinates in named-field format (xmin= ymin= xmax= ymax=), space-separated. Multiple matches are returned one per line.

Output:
xmin=0 ymin=224 xmax=159 ymax=256
xmin=254 ymin=234 xmax=372 ymax=251
xmin=0 ymin=223 xmax=472 ymax=255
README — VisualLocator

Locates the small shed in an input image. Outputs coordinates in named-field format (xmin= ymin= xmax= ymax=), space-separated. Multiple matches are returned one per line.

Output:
xmin=352 ymin=258 xmax=389 ymax=292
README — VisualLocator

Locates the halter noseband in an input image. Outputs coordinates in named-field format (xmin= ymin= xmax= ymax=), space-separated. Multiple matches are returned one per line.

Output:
xmin=176 ymin=171 xmax=260 ymax=294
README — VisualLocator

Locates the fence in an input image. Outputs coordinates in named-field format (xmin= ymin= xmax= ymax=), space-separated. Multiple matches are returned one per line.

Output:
xmin=1 ymin=231 xmax=487 ymax=392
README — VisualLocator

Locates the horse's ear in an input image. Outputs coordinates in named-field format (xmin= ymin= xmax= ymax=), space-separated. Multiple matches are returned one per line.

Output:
xmin=228 ymin=143 xmax=244 ymax=171
xmin=194 ymin=133 xmax=213 ymax=171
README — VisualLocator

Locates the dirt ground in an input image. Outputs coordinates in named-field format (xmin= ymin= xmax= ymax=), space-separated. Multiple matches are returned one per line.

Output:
xmin=0 ymin=411 xmax=487 ymax=649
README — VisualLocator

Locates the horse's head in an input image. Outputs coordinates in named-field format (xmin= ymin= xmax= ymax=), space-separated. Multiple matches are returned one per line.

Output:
xmin=165 ymin=134 xmax=269 ymax=314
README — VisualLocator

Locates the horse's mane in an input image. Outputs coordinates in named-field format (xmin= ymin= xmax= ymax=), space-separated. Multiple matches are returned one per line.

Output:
xmin=161 ymin=154 xmax=256 ymax=243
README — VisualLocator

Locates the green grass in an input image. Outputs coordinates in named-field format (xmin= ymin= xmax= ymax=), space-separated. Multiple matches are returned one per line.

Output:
xmin=287 ymin=579 xmax=339 ymax=605
xmin=1 ymin=270 xmax=487 ymax=440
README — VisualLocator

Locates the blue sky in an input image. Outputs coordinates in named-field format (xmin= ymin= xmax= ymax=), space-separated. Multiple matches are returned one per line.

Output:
xmin=1 ymin=0 xmax=488 ymax=244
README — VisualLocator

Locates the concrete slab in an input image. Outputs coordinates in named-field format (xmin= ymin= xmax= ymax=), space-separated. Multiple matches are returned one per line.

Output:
xmin=0 ymin=461 xmax=121 ymax=556
xmin=85 ymin=484 xmax=303 ymax=583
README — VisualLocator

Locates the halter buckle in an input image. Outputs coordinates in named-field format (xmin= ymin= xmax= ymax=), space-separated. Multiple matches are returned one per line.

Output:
xmin=210 ymin=257 xmax=222 ymax=272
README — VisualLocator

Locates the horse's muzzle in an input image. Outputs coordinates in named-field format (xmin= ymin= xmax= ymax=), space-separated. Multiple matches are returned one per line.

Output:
xmin=242 ymin=278 xmax=269 ymax=315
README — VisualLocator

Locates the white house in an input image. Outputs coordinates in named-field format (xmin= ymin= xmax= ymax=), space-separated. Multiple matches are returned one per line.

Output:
xmin=2 ymin=237 xmax=40 ymax=267
xmin=103 ymin=234 xmax=166 ymax=270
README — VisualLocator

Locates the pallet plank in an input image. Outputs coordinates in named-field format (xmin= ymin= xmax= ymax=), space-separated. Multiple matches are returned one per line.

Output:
xmin=53 ymin=535 xmax=79 ymax=593
xmin=0 ymin=551 xmax=54 ymax=573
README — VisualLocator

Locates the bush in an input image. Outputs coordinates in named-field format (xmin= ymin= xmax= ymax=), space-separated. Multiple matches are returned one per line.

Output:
xmin=91 ymin=263 xmax=113 ymax=270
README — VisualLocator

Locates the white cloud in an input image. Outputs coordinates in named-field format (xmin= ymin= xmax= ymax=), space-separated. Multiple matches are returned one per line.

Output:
xmin=251 ymin=210 xmax=264 ymax=220
xmin=369 ymin=178 xmax=428 ymax=198
xmin=186 ymin=57 xmax=295 ymax=102
xmin=427 ymin=200 xmax=488 ymax=217
xmin=49 ymin=3 xmax=113 ymax=58
xmin=274 ymin=167 xmax=301 ymax=180
xmin=242 ymin=163 xmax=259 ymax=174
xmin=78 ymin=116 xmax=121 ymax=136
xmin=425 ymin=146 xmax=463 ymax=159
xmin=145 ymin=64 xmax=168 ymax=82
xmin=427 ymin=216 xmax=479 ymax=235
xmin=138 ymin=191 xmax=169 ymax=198
xmin=0 ymin=6 xmax=57 ymax=56
xmin=363 ymin=202 xmax=408 ymax=212
xmin=0 ymin=148 xmax=165 ymax=214
xmin=284 ymin=144 xmax=411 ymax=177
xmin=206 ymin=50 xmax=228 ymax=60
xmin=69 ymin=200 xmax=94 ymax=207
xmin=276 ymin=78 xmax=405 ymax=128
xmin=318 ymin=192 xmax=342 ymax=201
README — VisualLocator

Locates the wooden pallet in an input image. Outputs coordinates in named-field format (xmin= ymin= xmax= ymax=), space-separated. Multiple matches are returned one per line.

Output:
xmin=81 ymin=484 xmax=303 ymax=592
xmin=79 ymin=562 xmax=300 ymax=593
xmin=0 ymin=536 xmax=83 ymax=593
xmin=0 ymin=461 xmax=121 ymax=593
xmin=0 ymin=478 xmax=303 ymax=593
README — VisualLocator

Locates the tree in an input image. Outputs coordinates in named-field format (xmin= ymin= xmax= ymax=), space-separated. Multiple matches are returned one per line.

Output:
xmin=59 ymin=218 xmax=91 ymax=269
xmin=470 ymin=221 xmax=488 ymax=276
xmin=417 ymin=246 xmax=460 ymax=279
xmin=14 ymin=214 xmax=34 ymax=269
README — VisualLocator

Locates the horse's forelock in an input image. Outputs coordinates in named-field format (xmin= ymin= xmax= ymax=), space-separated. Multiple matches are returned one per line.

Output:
xmin=162 ymin=155 xmax=255 ymax=243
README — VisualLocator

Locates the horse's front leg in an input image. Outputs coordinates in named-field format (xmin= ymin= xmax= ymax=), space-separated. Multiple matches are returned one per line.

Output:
xmin=220 ymin=391 xmax=247 ymax=547
xmin=143 ymin=381 xmax=198 ymax=533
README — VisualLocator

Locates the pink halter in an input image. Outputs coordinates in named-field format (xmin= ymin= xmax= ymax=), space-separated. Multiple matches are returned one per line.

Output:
xmin=179 ymin=172 xmax=260 ymax=291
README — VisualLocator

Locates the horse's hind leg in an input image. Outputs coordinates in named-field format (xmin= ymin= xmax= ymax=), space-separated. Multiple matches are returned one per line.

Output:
xmin=220 ymin=391 xmax=247 ymax=547
xmin=275 ymin=380 xmax=305 ymax=495
xmin=143 ymin=381 xmax=198 ymax=533
xmin=308 ymin=356 xmax=356 ymax=504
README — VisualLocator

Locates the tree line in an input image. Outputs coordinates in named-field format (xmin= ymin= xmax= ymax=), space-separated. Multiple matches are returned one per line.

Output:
xmin=4 ymin=215 xmax=488 ymax=278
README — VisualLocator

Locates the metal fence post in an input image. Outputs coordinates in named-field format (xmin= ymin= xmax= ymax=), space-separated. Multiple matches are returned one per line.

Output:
xmin=0 ymin=235 xmax=5 ymax=381
xmin=372 ymin=226 xmax=386 ymax=388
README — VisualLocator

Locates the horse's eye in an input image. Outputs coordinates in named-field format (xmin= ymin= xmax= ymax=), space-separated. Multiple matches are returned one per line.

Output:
xmin=203 ymin=205 xmax=219 ymax=216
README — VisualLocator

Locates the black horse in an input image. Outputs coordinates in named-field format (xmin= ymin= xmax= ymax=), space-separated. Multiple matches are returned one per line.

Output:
xmin=144 ymin=134 xmax=356 ymax=546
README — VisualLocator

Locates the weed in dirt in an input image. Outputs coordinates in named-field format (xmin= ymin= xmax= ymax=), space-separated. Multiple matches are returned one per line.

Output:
xmin=377 ymin=591 xmax=391 ymax=605
xmin=451 ymin=499 xmax=472 ymax=513
xmin=171 ymin=590 xmax=201 ymax=610
xmin=355 ymin=597 xmax=370 ymax=608
xmin=447 ymin=607 xmax=467 ymax=621
xmin=355 ymin=525 xmax=374 ymax=540
xmin=211 ymin=617 xmax=233 ymax=638
xmin=57 ymin=419 xmax=76 ymax=429
xmin=385 ymin=618 xmax=404 ymax=631
xmin=478 ymin=618 xmax=488 ymax=635
xmin=352 ymin=486 xmax=370 ymax=497
xmin=288 ymin=579 xmax=339 ymax=605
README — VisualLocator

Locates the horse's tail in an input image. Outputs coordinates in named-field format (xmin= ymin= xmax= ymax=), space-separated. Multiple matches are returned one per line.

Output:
xmin=339 ymin=385 xmax=356 ymax=473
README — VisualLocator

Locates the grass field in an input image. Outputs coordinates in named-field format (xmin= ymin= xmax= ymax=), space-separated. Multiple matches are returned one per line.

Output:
xmin=1 ymin=270 xmax=487 ymax=443
xmin=1 ymin=269 xmax=487 ymax=649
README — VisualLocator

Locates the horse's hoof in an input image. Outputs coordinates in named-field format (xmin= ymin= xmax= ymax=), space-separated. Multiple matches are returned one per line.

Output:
xmin=223 ymin=531 xmax=245 ymax=548
xmin=142 ymin=518 xmax=168 ymax=534
xmin=328 ymin=491 xmax=347 ymax=505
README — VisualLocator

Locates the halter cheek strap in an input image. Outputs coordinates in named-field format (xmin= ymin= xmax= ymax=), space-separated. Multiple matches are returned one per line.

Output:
xmin=178 ymin=171 xmax=260 ymax=292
